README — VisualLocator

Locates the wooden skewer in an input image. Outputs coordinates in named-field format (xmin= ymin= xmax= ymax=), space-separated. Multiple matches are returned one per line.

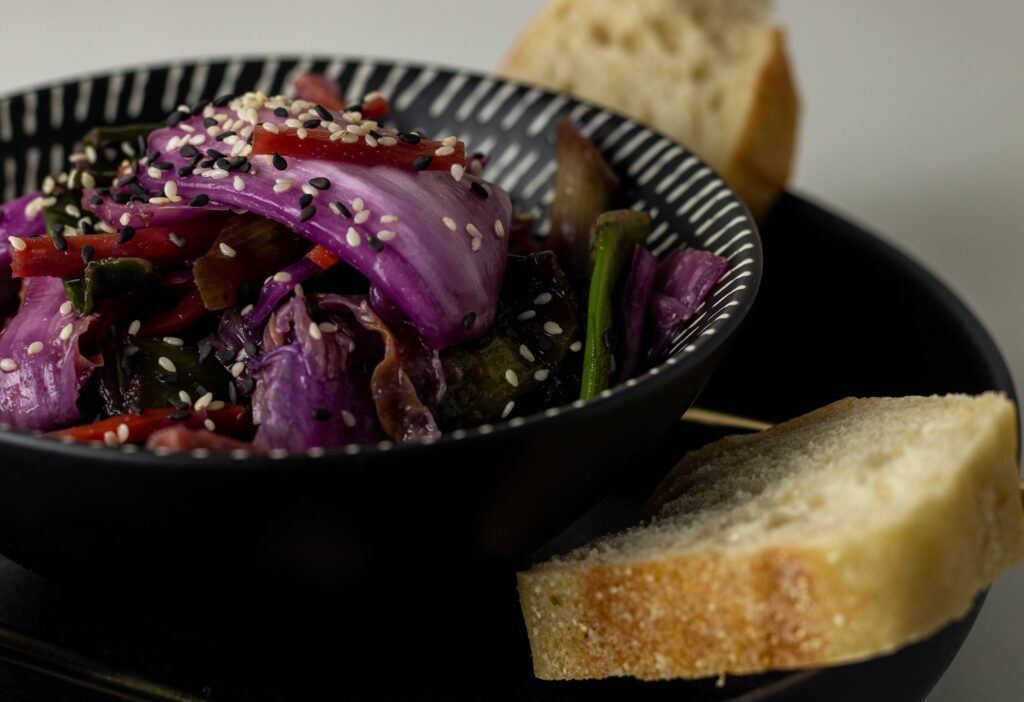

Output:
xmin=681 ymin=406 xmax=773 ymax=432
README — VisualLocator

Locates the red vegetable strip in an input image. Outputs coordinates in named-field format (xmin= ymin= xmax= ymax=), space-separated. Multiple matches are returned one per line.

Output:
xmin=137 ymin=289 xmax=207 ymax=337
xmin=292 ymin=72 xmax=345 ymax=111
xmin=306 ymin=244 xmax=340 ymax=270
xmin=250 ymin=126 xmax=464 ymax=172
xmin=359 ymin=95 xmax=389 ymax=120
xmin=49 ymin=405 xmax=250 ymax=444
xmin=11 ymin=215 xmax=229 ymax=279
xmin=145 ymin=426 xmax=255 ymax=453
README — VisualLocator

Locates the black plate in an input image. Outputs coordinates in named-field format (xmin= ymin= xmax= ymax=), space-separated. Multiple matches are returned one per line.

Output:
xmin=0 ymin=193 xmax=1010 ymax=701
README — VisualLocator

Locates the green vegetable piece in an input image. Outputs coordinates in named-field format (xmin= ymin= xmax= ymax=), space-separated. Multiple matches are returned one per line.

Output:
xmin=580 ymin=210 xmax=651 ymax=400
xmin=43 ymin=190 xmax=84 ymax=241
xmin=63 ymin=258 xmax=158 ymax=314
xmin=83 ymin=122 xmax=162 ymax=181
xmin=549 ymin=119 xmax=621 ymax=282
xmin=116 ymin=337 xmax=231 ymax=410
xmin=192 ymin=214 xmax=307 ymax=310
xmin=437 ymin=252 xmax=581 ymax=429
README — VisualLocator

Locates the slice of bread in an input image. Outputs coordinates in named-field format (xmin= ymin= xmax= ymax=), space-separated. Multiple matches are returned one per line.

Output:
xmin=500 ymin=0 xmax=799 ymax=220
xmin=518 ymin=394 xmax=1024 ymax=680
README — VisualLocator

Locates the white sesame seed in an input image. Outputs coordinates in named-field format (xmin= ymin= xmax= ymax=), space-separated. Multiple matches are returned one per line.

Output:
xmin=534 ymin=369 xmax=551 ymax=382
xmin=517 ymin=310 xmax=536 ymax=321
xmin=352 ymin=197 xmax=364 ymax=211
xmin=442 ymin=216 xmax=457 ymax=232
xmin=501 ymin=401 xmax=515 ymax=419
xmin=80 ymin=172 xmax=96 ymax=189
xmin=8 ymin=236 xmax=25 ymax=252
xmin=346 ymin=124 xmax=365 ymax=135
xmin=59 ymin=323 xmax=75 ymax=341
xmin=285 ymin=118 xmax=302 ymax=129
xmin=148 ymin=197 xmax=171 ymax=205
xmin=0 ymin=358 xmax=17 ymax=372
xmin=471 ymin=238 xmax=481 ymax=252
xmin=326 ymin=121 xmax=342 ymax=133
xmin=41 ymin=175 xmax=55 ymax=194
xmin=104 ymin=431 xmax=118 ymax=447
xmin=164 ymin=180 xmax=178 ymax=199
xmin=569 ymin=341 xmax=583 ymax=352
xmin=294 ymin=284 xmax=305 ymax=298
xmin=163 ymin=336 xmax=185 ymax=347
xmin=346 ymin=227 xmax=361 ymax=247
xmin=273 ymin=271 xmax=292 ymax=284
xmin=128 ymin=319 xmax=141 ymax=336
xmin=341 ymin=410 xmax=356 ymax=428
xmin=117 ymin=423 xmax=130 ymax=444
xmin=494 ymin=220 xmax=505 ymax=238
xmin=534 ymin=292 xmax=552 ymax=305
xmin=230 ymin=361 xmax=245 ymax=377
xmin=380 ymin=214 xmax=398 ymax=223
xmin=27 ymin=341 xmax=44 ymax=355
xmin=59 ymin=301 xmax=74 ymax=316
xmin=364 ymin=134 xmax=378 ymax=148
xmin=273 ymin=179 xmax=294 ymax=193
xmin=261 ymin=121 xmax=280 ymax=134
xmin=119 ymin=212 xmax=131 ymax=227
xmin=340 ymin=132 xmax=358 ymax=144
xmin=354 ymin=210 xmax=370 ymax=224
xmin=505 ymin=369 xmax=519 ymax=387
xmin=233 ymin=176 xmax=245 ymax=192
xmin=301 ymin=184 xmax=318 ymax=197
xmin=85 ymin=145 xmax=98 ymax=164
xmin=466 ymin=223 xmax=483 ymax=239
xmin=378 ymin=136 xmax=397 ymax=147
xmin=219 ymin=243 xmax=237 ymax=258
xmin=318 ymin=322 xmax=338 ymax=333
xmin=208 ymin=400 xmax=226 ymax=411
xmin=189 ymin=134 xmax=206 ymax=145
xmin=450 ymin=164 xmax=465 ymax=182
xmin=204 ymin=419 xmax=217 ymax=432
xmin=297 ymin=128 xmax=309 ymax=140
xmin=519 ymin=345 xmax=536 ymax=363
xmin=194 ymin=392 xmax=214 ymax=412
xmin=64 ymin=204 xmax=80 ymax=218
xmin=343 ymin=111 xmax=362 ymax=122
xmin=157 ymin=357 xmax=177 ymax=373
xmin=543 ymin=321 xmax=564 ymax=335
xmin=147 ymin=166 xmax=163 ymax=179
xmin=240 ymin=304 xmax=254 ymax=316
xmin=308 ymin=322 xmax=323 ymax=341
xmin=435 ymin=145 xmax=455 ymax=157
xmin=377 ymin=230 xmax=396 ymax=242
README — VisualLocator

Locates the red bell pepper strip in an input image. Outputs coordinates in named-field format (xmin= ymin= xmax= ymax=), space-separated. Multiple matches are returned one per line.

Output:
xmin=292 ymin=72 xmax=345 ymax=111
xmin=49 ymin=404 xmax=251 ymax=444
xmin=145 ymin=426 xmax=256 ymax=453
xmin=306 ymin=244 xmax=340 ymax=270
xmin=359 ymin=95 xmax=389 ymax=120
xmin=137 ymin=289 xmax=208 ymax=337
xmin=11 ymin=215 xmax=230 ymax=279
xmin=250 ymin=126 xmax=464 ymax=172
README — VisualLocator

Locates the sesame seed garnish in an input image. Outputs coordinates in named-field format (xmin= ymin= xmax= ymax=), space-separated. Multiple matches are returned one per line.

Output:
xmin=158 ymin=357 xmax=177 ymax=373
xmin=364 ymin=134 xmax=378 ymax=148
xmin=42 ymin=176 xmax=55 ymax=194
xmin=117 ymin=423 xmax=130 ymax=444
xmin=271 ymin=152 xmax=287 ymax=170
xmin=53 ymin=230 xmax=68 ymax=252
xmin=233 ymin=175 xmax=245 ymax=192
xmin=442 ymin=216 xmax=457 ymax=232
xmin=494 ymin=220 xmax=505 ymax=238
xmin=298 ymin=193 xmax=314 ymax=209
xmin=534 ymin=292 xmax=552 ymax=305
xmin=296 ymin=128 xmax=309 ymax=140
xmin=354 ymin=210 xmax=370 ymax=224
xmin=435 ymin=145 xmax=455 ymax=157
xmin=367 ymin=236 xmax=383 ymax=252
xmin=398 ymin=132 xmax=421 ymax=144
xmin=462 ymin=312 xmax=477 ymax=329
xmin=218 ymin=242 xmax=237 ymax=259
xmin=119 ymin=212 xmax=132 ymax=227
xmin=314 ymin=104 xmax=333 ymax=121
xmin=169 ymin=410 xmax=191 ymax=421
xmin=168 ymin=232 xmax=187 ymax=249
xmin=379 ymin=136 xmax=397 ymax=147
xmin=300 ymin=184 xmax=318 ymax=198
xmin=319 ymin=322 xmax=339 ymax=333
xmin=64 ymin=204 xmax=80 ymax=218
xmin=208 ymin=400 xmax=225 ymax=411
xmin=413 ymin=156 xmax=432 ymax=171
xmin=517 ymin=310 xmax=536 ymax=321
xmin=273 ymin=178 xmax=294 ymax=193
xmin=118 ymin=226 xmax=135 ymax=244
xmin=466 ymin=223 xmax=483 ymax=238
xmin=189 ymin=194 xmax=210 ymax=207
xmin=261 ymin=121 xmax=280 ymax=134
xmin=341 ymin=410 xmax=357 ymax=428
xmin=273 ymin=271 xmax=293 ymax=284
xmin=273 ymin=107 xmax=288 ymax=118
xmin=163 ymin=336 xmax=185 ymax=347
xmin=299 ymin=205 xmax=316 ymax=222
xmin=104 ymin=431 xmax=118 ymax=447
xmin=352 ymin=197 xmax=364 ymax=211
xmin=8 ymin=236 xmax=25 ymax=252
xmin=450 ymin=164 xmax=465 ymax=182
xmin=81 ymin=172 xmax=96 ymax=189
xmin=505 ymin=369 xmax=519 ymax=387
xmin=59 ymin=301 xmax=74 ymax=316
xmin=204 ymin=419 xmax=216 ymax=432
xmin=194 ymin=392 xmax=214 ymax=412
xmin=501 ymin=401 xmax=515 ymax=419
xmin=519 ymin=345 xmax=536 ymax=363
xmin=336 ymin=131 xmax=355 ymax=143
xmin=346 ymin=227 xmax=361 ymax=247
xmin=240 ymin=304 xmax=254 ymax=316
xmin=534 ymin=369 xmax=551 ymax=382
xmin=27 ymin=341 xmax=44 ymax=355
xmin=81 ymin=245 xmax=95 ymax=264
xmin=164 ymin=180 xmax=178 ymax=199
xmin=329 ymin=201 xmax=352 ymax=217
xmin=128 ymin=319 xmax=141 ymax=336
xmin=471 ymin=238 xmax=482 ymax=252
xmin=543 ymin=321 xmax=564 ymax=335
xmin=471 ymin=182 xmax=489 ymax=199
xmin=309 ymin=177 xmax=330 ymax=190
xmin=230 ymin=361 xmax=245 ymax=378
xmin=313 ymin=408 xmax=331 ymax=421
xmin=569 ymin=341 xmax=583 ymax=352
xmin=147 ymin=166 xmax=163 ymax=179
xmin=0 ymin=358 xmax=17 ymax=372
xmin=308 ymin=321 xmax=323 ymax=341
xmin=377 ymin=229 xmax=396 ymax=242
xmin=380 ymin=214 xmax=398 ymax=223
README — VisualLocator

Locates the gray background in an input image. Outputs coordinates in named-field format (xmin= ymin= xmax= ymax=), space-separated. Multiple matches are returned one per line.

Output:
xmin=0 ymin=1 xmax=1021 ymax=699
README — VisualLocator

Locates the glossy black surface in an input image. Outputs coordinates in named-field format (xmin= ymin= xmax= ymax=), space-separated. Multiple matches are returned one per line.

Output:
xmin=0 ymin=193 xmax=1012 ymax=701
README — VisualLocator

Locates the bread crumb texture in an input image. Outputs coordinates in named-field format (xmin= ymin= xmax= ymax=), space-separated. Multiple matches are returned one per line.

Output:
xmin=518 ymin=393 xmax=1024 ymax=680
xmin=501 ymin=0 xmax=799 ymax=220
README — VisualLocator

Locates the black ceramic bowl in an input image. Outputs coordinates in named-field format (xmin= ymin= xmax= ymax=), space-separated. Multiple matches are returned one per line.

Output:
xmin=0 ymin=58 xmax=760 ymax=623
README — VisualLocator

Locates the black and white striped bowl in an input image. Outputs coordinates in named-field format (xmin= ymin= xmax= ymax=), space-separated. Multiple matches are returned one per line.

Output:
xmin=0 ymin=58 xmax=761 ymax=614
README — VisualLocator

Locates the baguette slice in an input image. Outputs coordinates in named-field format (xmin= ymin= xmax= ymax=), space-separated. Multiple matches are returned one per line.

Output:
xmin=518 ymin=394 xmax=1024 ymax=680
xmin=500 ymin=0 xmax=799 ymax=220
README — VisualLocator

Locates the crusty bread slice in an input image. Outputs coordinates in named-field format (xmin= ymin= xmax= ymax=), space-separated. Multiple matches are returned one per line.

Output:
xmin=518 ymin=394 xmax=1024 ymax=680
xmin=500 ymin=0 xmax=799 ymax=220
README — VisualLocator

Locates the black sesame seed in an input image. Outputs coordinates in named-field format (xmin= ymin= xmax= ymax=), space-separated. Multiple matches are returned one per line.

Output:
xmin=136 ymin=134 xmax=147 ymax=156
xmin=413 ymin=156 xmax=432 ymax=171
xmin=298 ymin=193 xmax=313 ymax=209
xmin=81 ymin=245 xmax=94 ymax=264
xmin=199 ymin=159 xmax=215 ymax=169
xmin=202 ymin=117 xmax=218 ymax=129
xmin=299 ymin=205 xmax=316 ymax=223
xmin=80 ymin=221 xmax=95 ymax=235
xmin=243 ymin=341 xmax=258 ymax=358
xmin=177 ymin=165 xmax=196 ymax=177
xmin=313 ymin=104 xmax=332 ymax=121
xmin=180 ymin=144 xmax=198 ymax=158
xmin=190 ymin=101 xmax=208 ymax=116
xmin=118 ymin=226 xmax=135 ymax=244
xmin=215 ymin=131 xmax=236 ymax=142
xmin=169 ymin=232 xmax=187 ymax=249
xmin=147 ymin=151 xmax=161 ymax=163
xmin=206 ymin=148 xmax=226 ymax=160
xmin=123 ymin=344 xmax=140 ymax=357
xmin=398 ymin=132 xmax=421 ymax=145
xmin=215 ymin=158 xmax=231 ymax=171
xmin=472 ymin=151 xmax=485 ymax=160
xmin=159 ymin=371 xmax=180 ymax=385
xmin=227 ymin=156 xmax=247 ymax=171
xmin=52 ymin=231 xmax=68 ymax=252
xmin=89 ymin=194 xmax=103 ymax=206
xmin=216 ymin=348 xmax=236 ymax=365
xmin=118 ymin=174 xmax=137 ymax=187
xmin=166 ymin=111 xmax=187 ymax=128
xmin=169 ymin=410 xmax=191 ymax=421
xmin=273 ymin=107 xmax=289 ymax=118
xmin=195 ymin=385 xmax=209 ymax=398
xmin=333 ymin=201 xmax=351 ymax=218
xmin=189 ymin=194 xmax=210 ymax=207
xmin=128 ymin=183 xmax=149 ymax=199
xmin=152 ymin=161 xmax=174 ymax=171
xmin=169 ymin=397 xmax=189 ymax=410
xmin=367 ymin=236 xmax=383 ymax=252
xmin=463 ymin=312 xmax=477 ymax=330
xmin=302 ymin=118 xmax=321 ymax=129
xmin=368 ymin=130 xmax=381 ymax=140
xmin=309 ymin=177 xmax=330 ymax=190
xmin=212 ymin=94 xmax=234 ymax=107
xmin=313 ymin=408 xmax=332 ymax=421
xmin=228 ymin=381 xmax=239 ymax=404
xmin=129 ymin=403 xmax=144 ymax=416
xmin=198 ymin=342 xmax=214 ymax=365
xmin=272 ymin=152 xmax=287 ymax=171
xmin=239 ymin=161 xmax=252 ymax=174
xmin=471 ymin=182 xmax=489 ymax=199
